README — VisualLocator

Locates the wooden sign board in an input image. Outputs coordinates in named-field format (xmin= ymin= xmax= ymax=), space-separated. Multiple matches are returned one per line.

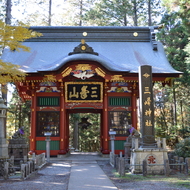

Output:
xmin=65 ymin=82 xmax=103 ymax=102
xmin=139 ymin=65 xmax=156 ymax=147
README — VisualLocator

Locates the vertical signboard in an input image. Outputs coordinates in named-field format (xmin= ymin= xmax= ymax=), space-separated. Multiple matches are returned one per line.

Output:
xmin=139 ymin=65 xmax=156 ymax=147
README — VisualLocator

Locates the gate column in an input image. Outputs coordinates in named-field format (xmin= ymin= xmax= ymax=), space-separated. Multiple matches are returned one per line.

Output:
xmin=101 ymin=87 xmax=109 ymax=154
xmin=58 ymin=87 xmax=67 ymax=154
xmin=29 ymin=89 xmax=36 ymax=154
xmin=132 ymin=85 xmax=138 ymax=129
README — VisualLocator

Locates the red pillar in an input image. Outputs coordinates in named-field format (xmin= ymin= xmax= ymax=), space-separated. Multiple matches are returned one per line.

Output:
xmin=132 ymin=87 xmax=138 ymax=129
xmin=29 ymin=89 xmax=36 ymax=154
xmin=58 ymin=88 xmax=67 ymax=154
xmin=101 ymin=88 xmax=109 ymax=154
xmin=66 ymin=112 xmax=70 ymax=152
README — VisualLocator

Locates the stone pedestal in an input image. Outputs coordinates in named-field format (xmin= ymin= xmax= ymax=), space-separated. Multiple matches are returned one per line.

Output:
xmin=0 ymin=100 xmax=8 ymax=158
xmin=8 ymin=138 xmax=29 ymax=165
xmin=130 ymin=138 xmax=168 ymax=174
xmin=0 ymin=138 xmax=8 ymax=158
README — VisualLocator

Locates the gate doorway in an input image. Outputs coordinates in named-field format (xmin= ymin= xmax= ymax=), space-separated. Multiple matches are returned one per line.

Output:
xmin=69 ymin=112 xmax=101 ymax=152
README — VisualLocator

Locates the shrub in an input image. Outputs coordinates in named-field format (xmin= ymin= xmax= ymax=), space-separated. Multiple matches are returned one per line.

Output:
xmin=174 ymin=138 xmax=190 ymax=158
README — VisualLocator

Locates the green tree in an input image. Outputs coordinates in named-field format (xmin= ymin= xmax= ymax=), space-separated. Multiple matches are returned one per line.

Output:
xmin=174 ymin=138 xmax=190 ymax=158
xmin=7 ymin=88 xmax=31 ymax=140
xmin=155 ymin=9 xmax=190 ymax=145
xmin=83 ymin=0 xmax=163 ymax=26
xmin=162 ymin=0 xmax=190 ymax=32
xmin=69 ymin=113 xmax=100 ymax=152
xmin=156 ymin=13 xmax=189 ymax=85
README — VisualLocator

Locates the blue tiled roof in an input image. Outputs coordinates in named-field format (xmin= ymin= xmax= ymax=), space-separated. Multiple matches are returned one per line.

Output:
xmin=1 ymin=26 xmax=181 ymax=74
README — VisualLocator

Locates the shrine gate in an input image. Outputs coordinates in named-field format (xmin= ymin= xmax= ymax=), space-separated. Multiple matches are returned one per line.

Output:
xmin=2 ymin=26 xmax=181 ymax=156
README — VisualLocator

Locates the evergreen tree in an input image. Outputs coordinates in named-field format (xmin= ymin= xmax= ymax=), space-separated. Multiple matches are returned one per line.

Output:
xmin=155 ymin=10 xmax=190 ymax=144
xmin=7 ymin=88 xmax=31 ymax=140
xmin=83 ymin=0 xmax=163 ymax=26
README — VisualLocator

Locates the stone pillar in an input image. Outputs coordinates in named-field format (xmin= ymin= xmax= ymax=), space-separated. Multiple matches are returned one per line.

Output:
xmin=157 ymin=137 xmax=161 ymax=148
xmin=124 ymin=142 xmax=131 ymax=160
xmin=139 ymin=66 xmax=156 ymax=147
xmin=109 ymin=130 xmax=116 ymax=153
xmin=0 ymin=98 xmax=8 ymax=158
xmin=45 ymin=132 xmax=52 ymax=162
xmin=118 ymin=157 xmax=125 ymax=177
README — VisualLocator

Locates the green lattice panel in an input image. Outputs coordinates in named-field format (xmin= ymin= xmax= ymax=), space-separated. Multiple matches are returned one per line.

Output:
xmin=36 ymin=140 xmax=59 ymax=150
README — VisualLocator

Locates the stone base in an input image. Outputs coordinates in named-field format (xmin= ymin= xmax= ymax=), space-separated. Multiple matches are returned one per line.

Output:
xmin=101 ymin=154 xmax=110 ymax=158
xmin=0 ymin=143 xmax=8 ymax=158
xmin=8 ymin=138 xmax=29 ymax=164
xmin=130 ymin=147 xmax=168 ymax=175
xmin=57 ymin=153 xmax=70 ymax=158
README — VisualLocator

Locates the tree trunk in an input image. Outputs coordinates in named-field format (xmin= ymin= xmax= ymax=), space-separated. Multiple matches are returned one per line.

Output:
xmin=5 ymin=0 xmax=12 ymax=25
xmin=173 ymin=81 xmax=177 ymax=126
xmin=133 ymin=0 xmax=138 ymax=26
xmin=180 ymin=100 xmax=184 ymax=137
xmin=79 ymin=0 xmax=83 ymax=26
xmin=3 ymin=0 xmax=11 ymax=137
xmin=48 ymin=0 xmax=52 ymax=26
xmin=148 ymin=0 xmax=152 ymax=26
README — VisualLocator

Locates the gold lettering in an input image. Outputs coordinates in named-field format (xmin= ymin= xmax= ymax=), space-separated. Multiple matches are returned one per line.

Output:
xmin=144 ymin=87 xmax=151 ymax=94
xmin=144 ymin=97 xmax=151 ymax=106
xmin=145 ymin=108 xmax=152 ymax=117
xmin=80 ymin=86 xmax=89 ymax=99
xmin=145 ymin=120 xmax=152 ymax=126
xmin=69 ymin=87 xmax=79 ymax=99
xmin=91 ymin=86 xmax=98 ymax=98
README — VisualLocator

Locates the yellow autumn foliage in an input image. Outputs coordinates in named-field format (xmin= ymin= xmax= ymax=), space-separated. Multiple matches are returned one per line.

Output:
xmin=0 ymin=20 xmax=42 ymax=84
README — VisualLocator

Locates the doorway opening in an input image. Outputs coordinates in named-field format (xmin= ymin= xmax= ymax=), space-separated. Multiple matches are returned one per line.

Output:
xmin=69 ymin=113 xmax=101 ymax=152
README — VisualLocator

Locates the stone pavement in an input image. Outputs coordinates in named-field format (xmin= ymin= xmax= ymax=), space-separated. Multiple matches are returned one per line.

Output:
xmin=0 ymin=152 xmax=118 ymax=190
xmin=53 ymin=152 xmax=118 ymax=190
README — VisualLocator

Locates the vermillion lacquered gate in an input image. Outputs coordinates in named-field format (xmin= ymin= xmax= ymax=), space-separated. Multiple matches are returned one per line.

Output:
xmin=2 ymin=26 xmax=181 ymax=156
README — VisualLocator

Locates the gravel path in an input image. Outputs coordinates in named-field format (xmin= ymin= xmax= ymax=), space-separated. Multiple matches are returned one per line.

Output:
xmin=0 ymin=161 xmax=71 ymax=190
xmin=0 ymin=160 xmax=189 ymax=190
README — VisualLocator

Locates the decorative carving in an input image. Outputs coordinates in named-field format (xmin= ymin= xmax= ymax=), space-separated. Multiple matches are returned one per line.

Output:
xmin=83 ymin=32 xmax=88 ymax=36
xmin=65 ymin=102 xmax=103 ymax=109
xmin=133 ymin=32 xmax=138 ymax=37
xmin=43 ymin=75 xmax=56 ymax=81
xmin=75 ymin=64 xmax=91 ymax=71
xmin=151 ymin=32 xmax=157 ymax=51
xmin=61 ymin=67 xmax=72 ymax=78
xmin=12 ymin=126 xmax=25 ymax=139
xmin=143 ymin=73 xmax=150 ymax=78
xmin=39 ymin=81 xmax=56 ymax=86
xmin=68 ymin=39 xmax=99 ymax=55
xmin=127 ymin=125 xmax=140 ymax=138
xmin=71 ymin=70 xmax=95 ymax=80
xmin=111 ymin=75 xmax=125 ymax=81
xmin=95 ymin=67 xmax=105 ymax=78
xmin=107 ymin=86 xmax=131 ymax=93
xmin=36 ymin=87 xmax=61 ymax=93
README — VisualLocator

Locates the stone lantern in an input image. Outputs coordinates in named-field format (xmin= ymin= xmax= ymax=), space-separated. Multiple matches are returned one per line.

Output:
xmin=109 ymin=129 xmax=116 ymax=153
xmin=0 ymin=98 xmax=8 ymax=158
xmin=44 ymin=132 xmax=52 ymax=162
